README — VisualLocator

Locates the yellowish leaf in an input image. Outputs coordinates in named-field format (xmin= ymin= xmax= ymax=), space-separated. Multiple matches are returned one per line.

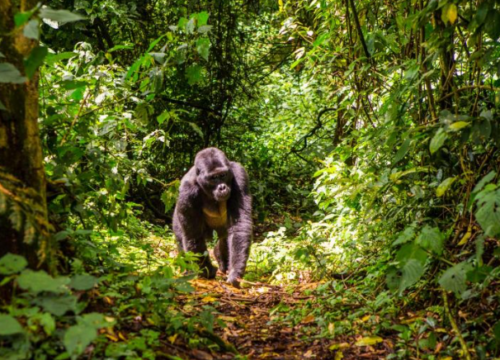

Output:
xmin=361 ymin=315 xmax=371 ymax=322
xmin=302 ymin=314 xmax=316 ymax=324
xmin=168 ymin=333 xmax=178 ymax=344
xmin=458 ymin=227 xmax=472 ymax=246
xmin=355 ymin=336 xmax=383 ymax=346
xmin=448 ymin=4 xmax=458 ymax=25
xmin=202 ymin=296 xmax=218 ymax=303
xmin=328 ymin=322 xmax=335 ymax=335
xmin=304 ymin=349 xmax=313 ymax=358
xmin=218 ymin=315 xmax=237 ymax=322
xmin=335 ymin=351 xmax=344 ymax=360
xmin=118 ymin=332 xmax=127 ymax=341
xmin=105 ymin=334 xmax=118 ymax=342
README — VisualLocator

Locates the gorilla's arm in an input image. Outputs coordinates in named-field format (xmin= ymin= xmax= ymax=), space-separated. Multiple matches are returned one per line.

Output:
xmin=175 ymin=168 xmax=217 ymax=278
xmin=227 ymin=162 xmax=253 ymax=286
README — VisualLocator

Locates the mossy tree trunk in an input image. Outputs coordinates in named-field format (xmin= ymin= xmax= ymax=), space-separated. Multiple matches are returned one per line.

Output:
xmin=0 ymin=1 xmax=53 ymax=272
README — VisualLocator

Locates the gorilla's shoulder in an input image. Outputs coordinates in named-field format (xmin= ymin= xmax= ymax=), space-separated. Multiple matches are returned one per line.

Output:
xmin=179 ymin=167 xmax=201 ymax=197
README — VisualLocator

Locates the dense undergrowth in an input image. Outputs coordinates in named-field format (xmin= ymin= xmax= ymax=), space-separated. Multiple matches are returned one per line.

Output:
xmin=1 ymin=0 xmax=500 ymax=359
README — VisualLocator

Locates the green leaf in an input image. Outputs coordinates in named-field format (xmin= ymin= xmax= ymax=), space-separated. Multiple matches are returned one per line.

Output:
xmin=0 ymin=315 xmax=23 ymax=335
xmin=185 ymin=18 xmax=195 ymax=34
xmin=392 ymin=226 xmax=415 ymax=247
xmin=197 ymin=11 xmax=209 ymax=26
xmin=157 ymin=111 xmax=170 ymax=125
xmin=70 ymin=274 xmax=99 ymax=291
xmin=39 ymin=8 xmax=86 ymax=23
xmin=0 ymin=63 xmax=27 ymax=84
xmin=23 ymin=19 xmax=39 ymax=40
xmin=0 ymin=253 xmax=27 ymax=275
xmin=45 ymin=52 xmax=77 ymax=65
xmin=448 ymin=121 xmax=470 ymax=131
xmin=438 ymin=262 xmax=471 ymax=295
xmin=14 ymin=7 xmax=37 ymax=27
xmin=472 ymin=171 xmax=496 ymax=193
xmin=485 ymin=9 xmax=500 ymax=41
xmin=186 ymin=64 xmax=203 ymax=85
xmin=37 ymin=294 xmax=78 ymax=316
xmin=188 ymin=122 xmax=204 ymax=139
xmin=17 ymin=270 xmax=70 ymax=294
xmin=396 ymin=242 xmax=428 ymax=266
xmin=80 ymin=313 xmax=114 ymax=329
xmin=196 ymin=38 xmax=210 ymax=61
xmin=63 ymin=324 xmax=97 ymax=356
xmin=436 ymin=177 xmax=456 ymax=197
xmin=24 ymin=46 xmax=48 ymax=79
xmin=400 ymin=259 xmax=425 ymax=292
xmin=429 ymin=128 xmax=447 ymax=154
xmin=475 ymin=188 xmax=500 ymax=237
xmin=393 ymin=138 xmax=411 ymax=164
xmin=416 ymin=225 xmax=445 ymax=255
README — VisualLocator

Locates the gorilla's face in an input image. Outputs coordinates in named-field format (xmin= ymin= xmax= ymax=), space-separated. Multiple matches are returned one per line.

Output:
xmin=195 ymin=148 xmax=233 ymax=202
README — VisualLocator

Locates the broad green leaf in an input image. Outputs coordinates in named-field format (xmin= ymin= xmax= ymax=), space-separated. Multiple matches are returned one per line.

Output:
xmin=475 ymin=188 xmax=500 ymax=236
xmin=197 ymin=11 xmax=209 ymax=26
xmin=393 ymin=138 xmax=411 ymax=164
xmin=63 ymin=324 xmax=97 ymax=356
xmin=80 ymin=313 xmax=115 ymax=328
xmin=24 ymin=46 xmax=48 ymax=79
xmin=14 ymin=7 xmax=37 ymax=27
xmin=416 ymin=225 xmax=445 ymax=255
xmin=485 ymin=9 xmax=500 ymax=41
xmin=186 ymin=64 xmax=203 ymax=85
xmin=0 ymin=315 xmax=23 ymax=335
xmin=0 ymin=63 xmax=27 ymax=84
xmin=448 ymin=121 xmax=469 ymax=131
xmin=23 ymin=19 xmax=39 ymax=40
xmin=400 ymin=259 xmax=425 ymax=292
xmin=0 ymin=253 xmax=27 ymax=275
xmin=396 ymin=243 xmax=428 ymax=266
xmin=196 ymin=38 xmax=210 ymax=61
xmin=17 ymin=270 xmax=70 ymax=294
xmin=157 ymin=111 xmax=170 ymax=125
xmin=39 ymin=8 xmax=86 ymax=23
xmin=392 ymin=226 xmax=415 ymax=247
xmin=70 ymin=274 xmax=98 ymax=290
xmin=438 ymin=262 xmax=471 ymax=295
xmin=386 ymin=266 xmax=401 ymax=291
xmin=45 ymin=52 xmax=77 ymax=65
xmin=37 ymin=294 xmax=78 ymax=316
xmin=436 ymin=177 xmax=456 ymax=197
xmin=472 ymin=171 xmax=496 ymax=193
xmin=429 ymin=128 xmax=447 ymax=154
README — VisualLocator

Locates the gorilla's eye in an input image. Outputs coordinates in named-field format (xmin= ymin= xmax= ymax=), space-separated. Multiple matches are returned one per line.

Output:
xmin=210 ymin=173 xmax=226 ymax=181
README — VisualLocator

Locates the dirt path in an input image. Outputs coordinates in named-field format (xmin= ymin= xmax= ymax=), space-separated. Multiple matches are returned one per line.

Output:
xmin=173 ymin=278 xmax=391 ymax=360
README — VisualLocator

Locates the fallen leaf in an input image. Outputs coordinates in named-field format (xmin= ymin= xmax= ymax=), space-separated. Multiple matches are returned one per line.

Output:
xmin=168 ymin=333 xmax=178 ymax=344
xmin=202 ymin=296 xmax=218 ymax=303
xmin=304 ymin=349 xmax=313 ymax=358
xmin=302 ymin=314 xmax=315 ymax=324
xmin=191 ymin=349 xmax=213 ymax=360
xmin=218 ymin=315 xmax=237 ymax=322
xmin=355 ymin=336 xmax=383 ymax=346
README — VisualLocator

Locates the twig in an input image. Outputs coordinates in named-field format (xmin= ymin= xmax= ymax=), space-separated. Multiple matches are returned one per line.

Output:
xmin=442 ymin=291 xmax=472 ymax=360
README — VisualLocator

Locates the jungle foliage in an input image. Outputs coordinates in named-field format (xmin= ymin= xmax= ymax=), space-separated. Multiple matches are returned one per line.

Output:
xmin=1 ymin=0 xmax=500 ymax=359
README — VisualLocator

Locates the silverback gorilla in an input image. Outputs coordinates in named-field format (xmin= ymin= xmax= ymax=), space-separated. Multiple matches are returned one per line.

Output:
xmin=173 ymin=148 xmax=252 ymax=288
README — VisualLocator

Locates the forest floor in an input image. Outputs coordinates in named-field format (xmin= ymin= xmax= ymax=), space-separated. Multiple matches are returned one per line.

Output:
xmin=168 ymin=276 xmax=392 ymax=360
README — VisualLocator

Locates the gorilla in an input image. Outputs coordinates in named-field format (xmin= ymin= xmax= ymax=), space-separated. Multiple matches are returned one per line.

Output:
xmin=173 ymin=147 xmax=252 ymax=288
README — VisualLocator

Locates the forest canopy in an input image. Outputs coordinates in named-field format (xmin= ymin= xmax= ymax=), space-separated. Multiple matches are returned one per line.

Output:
xmin=0 ymin=0 xmax=499 ymax=359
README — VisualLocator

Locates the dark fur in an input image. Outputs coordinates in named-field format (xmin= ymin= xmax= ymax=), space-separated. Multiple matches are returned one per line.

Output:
xmin=173 ymin=148 xmax=252 ymax=287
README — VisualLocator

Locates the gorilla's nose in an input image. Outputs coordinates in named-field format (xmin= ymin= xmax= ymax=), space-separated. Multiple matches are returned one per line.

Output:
xmin=218 ymin=184 xmax=228 ymax=192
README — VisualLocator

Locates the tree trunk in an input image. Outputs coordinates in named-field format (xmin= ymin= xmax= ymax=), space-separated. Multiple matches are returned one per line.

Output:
xmin=0 ymin=1 xmax=53 ymax=271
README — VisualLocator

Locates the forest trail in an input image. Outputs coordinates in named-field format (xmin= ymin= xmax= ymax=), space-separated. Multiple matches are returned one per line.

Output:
xmin=171 ymin=278 xmax=392 ymax=360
